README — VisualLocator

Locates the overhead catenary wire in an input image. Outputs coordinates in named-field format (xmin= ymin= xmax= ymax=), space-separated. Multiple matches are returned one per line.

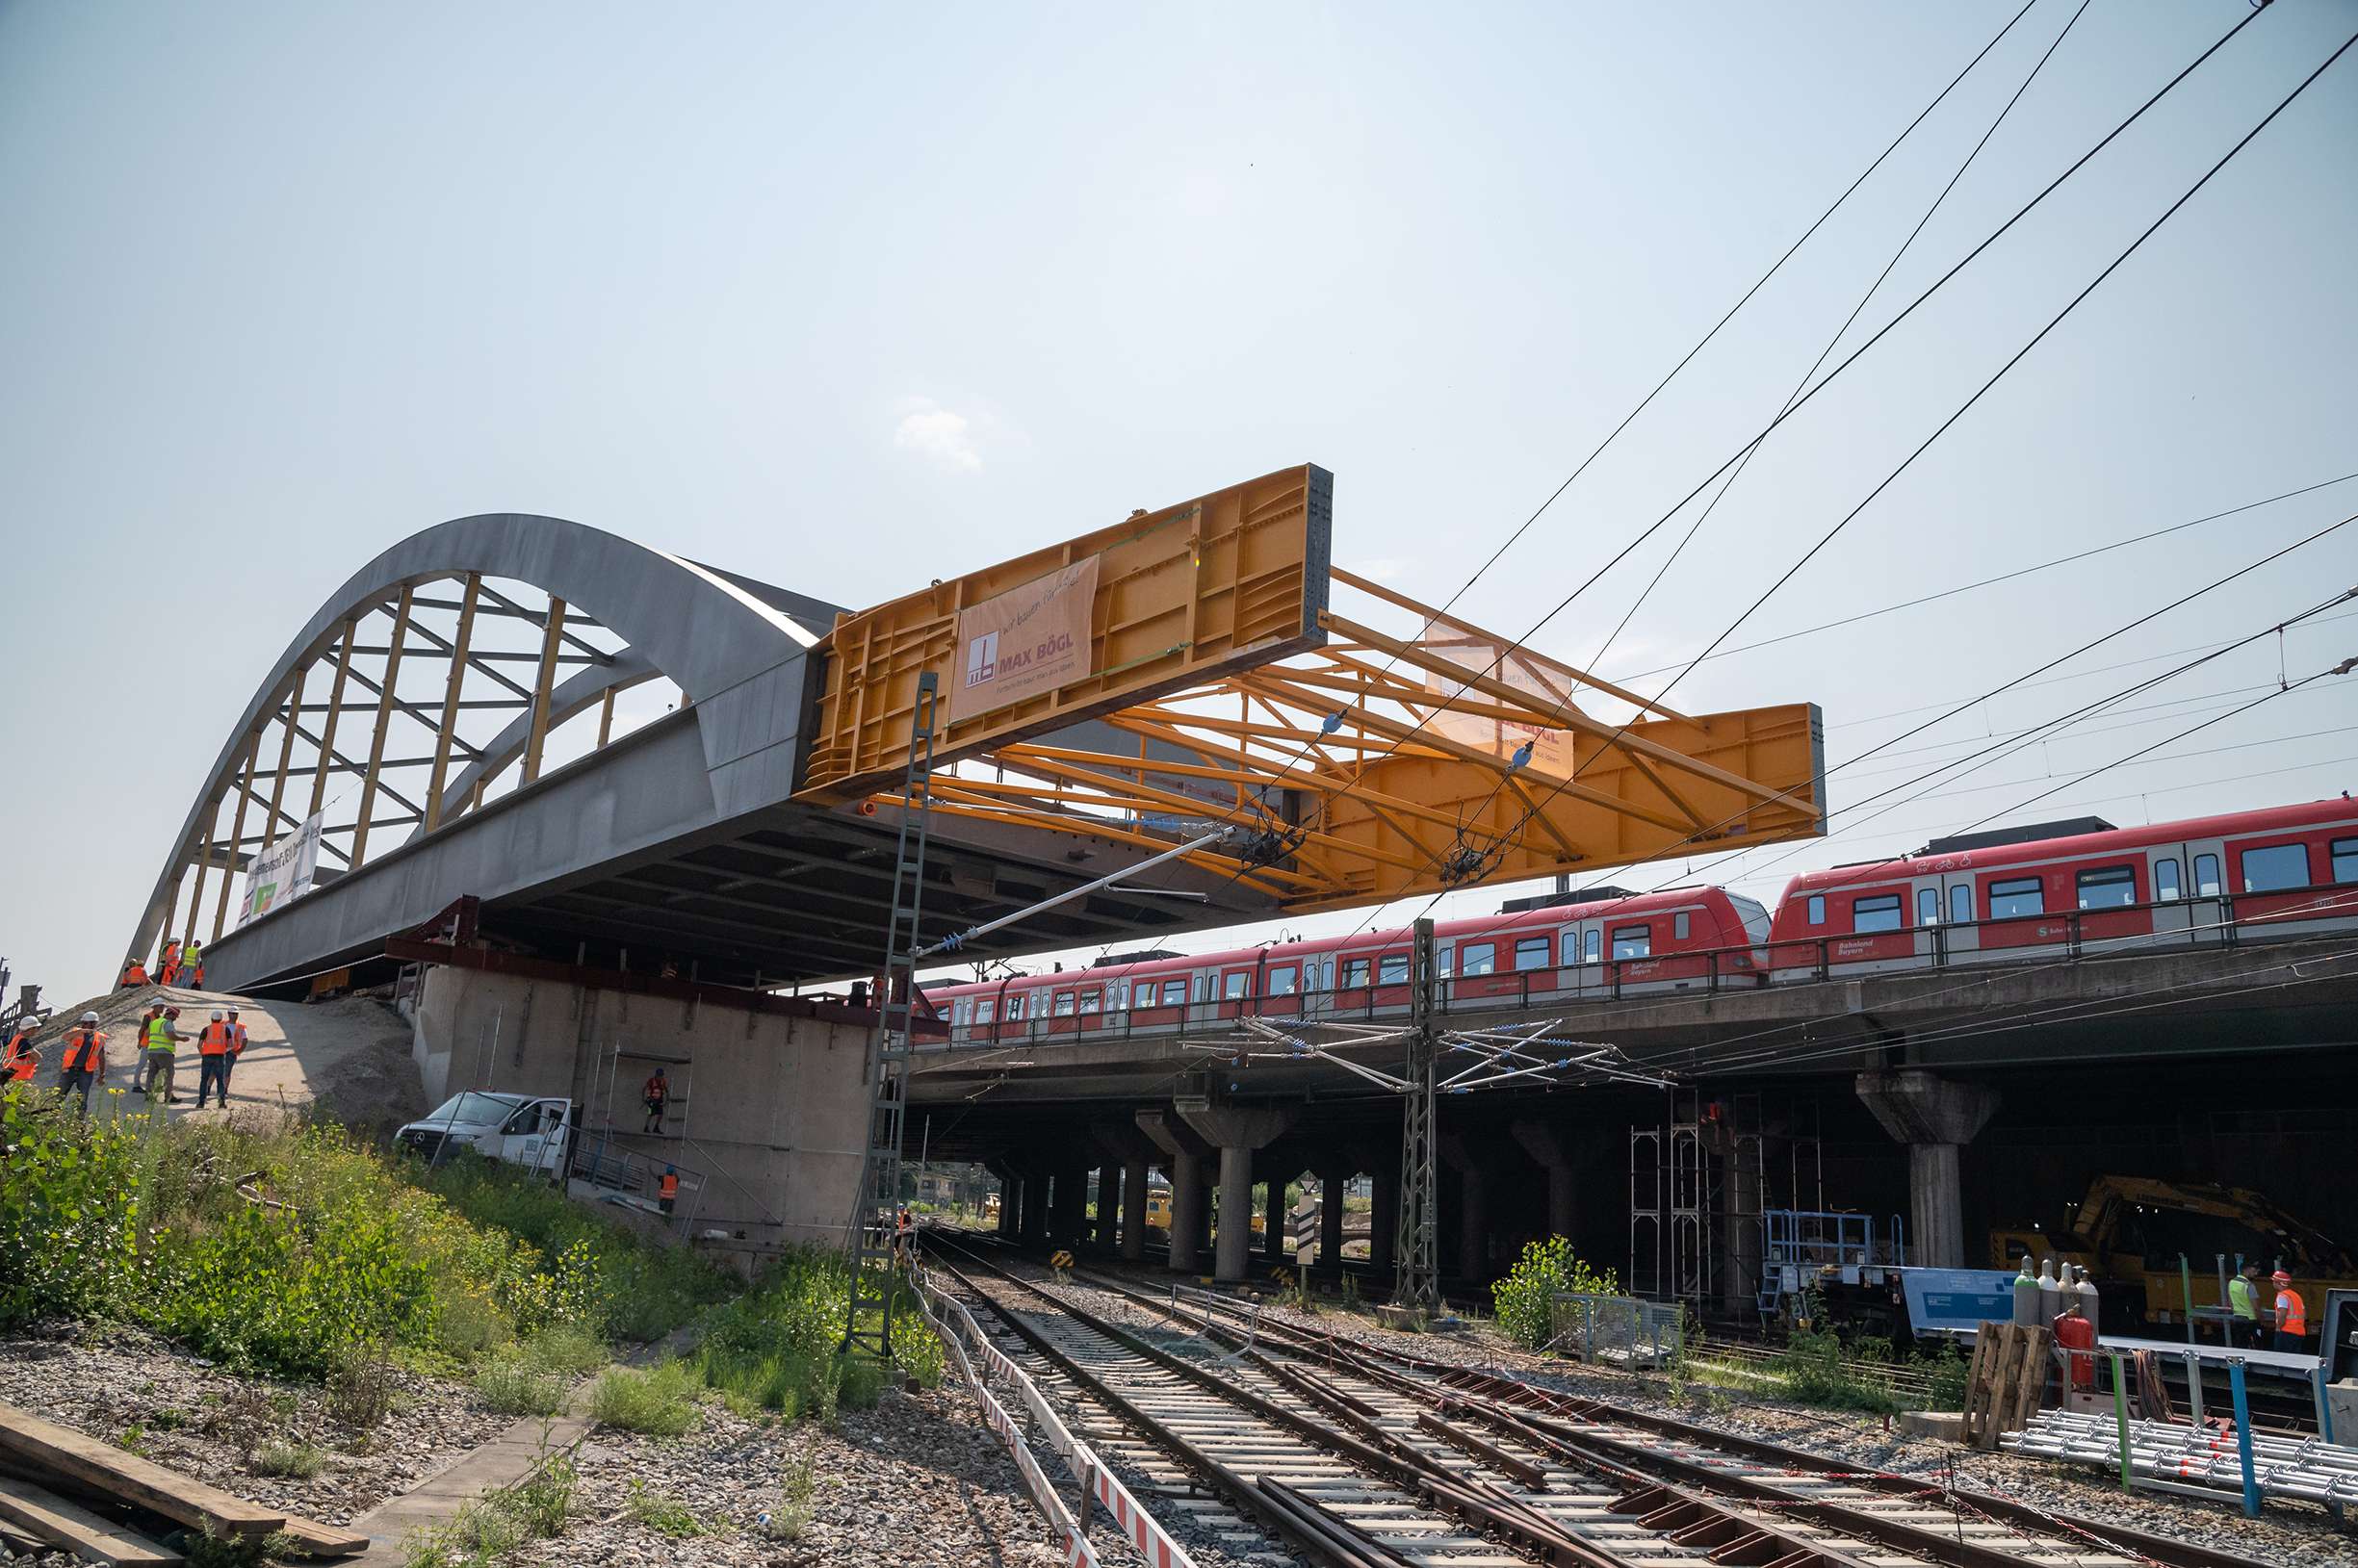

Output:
xmin=1279 ymin=3 xmax=2304 ymax=948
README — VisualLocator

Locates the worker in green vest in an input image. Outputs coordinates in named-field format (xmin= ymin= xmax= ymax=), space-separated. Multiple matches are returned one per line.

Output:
xmin=143 ymin=1003 xmax=184 ymax=1105
xmin=2226 ymin=1260 xmax=2262 ymax=1349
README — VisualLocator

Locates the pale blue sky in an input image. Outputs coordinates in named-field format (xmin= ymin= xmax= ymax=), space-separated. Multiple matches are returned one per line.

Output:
xmin=3 ymin=1 xmax=2353 ymax=998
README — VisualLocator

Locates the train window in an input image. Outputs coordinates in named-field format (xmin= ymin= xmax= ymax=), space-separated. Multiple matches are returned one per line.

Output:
xmin=1515 ymin=935 xmax=1551 ymax=970
xmin=1460 ymin=942 xmax=1497 ymax=976
xmin=1949 ymin=885 xmax=1972 ymax=924
xmin=2155 ymin=858 xmax=2182 ymax=902
xmin=1155 ymin=979 xmax=1183 ymax=1006
xmin=1053 ymin=991 xmax=1076 ymax=1017
xmin=975 ymin=999 xmax=995 ymax=1023
xmin=1109 ymin=981 xmax=1128 ymax=1011
xmin=1379 ymin=954 xmax=1410 ymax=985
xmin=1988 ymin=878 xmax=2044 ymax=918
xmin=1223 ymin=972 xmax=1250 ymax=999
xmin=1853 ymin=894 xmax=1904 ymax=933
xmin=1612 ymin=925 xmax=1651 ymax=960
xmin=1316 ymin=959 xmax=1335 ymax=991
xmin=1268 ymin=965 xmax=1297 ymax=994
xmin=953 ymin=999 xmax=972 ymax=1026
xmin=1005 ymin=994 xmax=1025 ymax=1020
xmin=2240 ymin=843 xmax=2309 ymax=892
xmin=2193 ymin=854 xmax=2220 ymax=896
xmin=1436 ymin=946 xmax=1453 ymax=978
xmin=1196 ymin=974 xmax=1214 ymax=1003
xmin=1672 ymin=912 xmax=1691 ymax=940
xmin=1806 ymin=894 xmax=1827 ymax=926
xmin=2335 ymin=838 xmax=2358 ymax=884
xmin=1585 ymin=929 xmax=1602 ymax=964
xmin=1918 ymin=887 xmax=1938 ymax=926
xmin=2075 ymin=865 xmax=2137 ymax=910
xmin=1342 ymin=957 xmax=1371 ymax=989
xmin=1078 ymin=990 xmax=1101 ymax=1015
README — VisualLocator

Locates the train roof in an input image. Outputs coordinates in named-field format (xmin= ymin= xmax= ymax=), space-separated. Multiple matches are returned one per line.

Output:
xmin=1775 ymin=796 xmax=2358 ymax=898
xmin=925 ymin=884 xmax=1732 ymax=995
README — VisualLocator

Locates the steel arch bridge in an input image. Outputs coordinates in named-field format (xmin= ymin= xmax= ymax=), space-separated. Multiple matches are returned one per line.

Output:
xmin=142 ymin=470 xmax=1828 ymax=997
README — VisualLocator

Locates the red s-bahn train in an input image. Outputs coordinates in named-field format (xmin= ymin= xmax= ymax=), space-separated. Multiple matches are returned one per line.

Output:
xmin=928 ymin=796 xmax=2358 ymax=1044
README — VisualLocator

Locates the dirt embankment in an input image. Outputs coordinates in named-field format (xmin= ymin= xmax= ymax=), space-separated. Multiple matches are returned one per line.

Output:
xmin=31 ymin=982 xmax=428 ymax=1137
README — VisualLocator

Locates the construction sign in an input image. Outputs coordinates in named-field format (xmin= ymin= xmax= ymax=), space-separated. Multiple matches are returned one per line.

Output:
xmin=950 ymin=555 xmax=1101 ymax=723
xmin=237 ymin=810 xmax=322 ymax=927
xmin=1417 ymin=628 xmax=1580 ymax=779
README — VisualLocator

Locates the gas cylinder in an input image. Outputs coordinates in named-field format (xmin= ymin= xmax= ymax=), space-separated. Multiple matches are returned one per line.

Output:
xmin=2074 ymin=1264 xmax=2100 ymax=1335
xmin=2013 ymin=1256 xmax=2041 ymax=1326
xmin=2038 ymin=1257 xmax=2063 ymax=1324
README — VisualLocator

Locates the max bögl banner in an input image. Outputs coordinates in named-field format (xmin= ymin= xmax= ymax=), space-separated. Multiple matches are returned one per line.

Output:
xmin=238 ymin=810 xmax=322 ymax=927
xmin=952 ymin=555 xmax=1101 ymax=721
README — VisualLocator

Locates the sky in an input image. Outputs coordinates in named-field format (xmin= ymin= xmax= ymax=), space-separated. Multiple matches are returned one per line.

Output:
xmin=2 ymin=0 xmax=2354 ymax=1002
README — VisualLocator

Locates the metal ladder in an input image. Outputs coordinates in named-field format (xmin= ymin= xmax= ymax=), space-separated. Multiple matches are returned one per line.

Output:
xmin=841 ymin=669 xmax=942 ymax=1358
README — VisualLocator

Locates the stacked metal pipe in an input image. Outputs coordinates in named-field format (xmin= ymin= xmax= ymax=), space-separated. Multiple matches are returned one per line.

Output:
xmin=2004 ymin=1410 xmax=2358 ymax=1504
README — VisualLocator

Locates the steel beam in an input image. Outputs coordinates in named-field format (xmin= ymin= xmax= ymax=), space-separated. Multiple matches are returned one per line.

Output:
xmin=210 ymin=731 xmax=261 ymax=941
xmin=521 ymin=596 xmax=567 ymax=784
xmin=350 ymin=584 xmax=415 ymax=865
xmin=424 ymin=573 xmax=480 ymax=833
xmin=307 ymin=621 xmax=357 ymax=818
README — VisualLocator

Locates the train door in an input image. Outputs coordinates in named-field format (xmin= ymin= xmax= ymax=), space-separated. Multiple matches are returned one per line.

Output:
xmin=1564 ymin=920 xmax=1605 ymax=995
xmin=2147 ymin=843 xmax=2194 ymax=943
xmin=1937 ymin=873 xmax=1982 ymax=963
xmin=1218 ymin=964 xmax=1256 ymax=1019
xmin=2185 ymin=837 xmax=2228 ymax=944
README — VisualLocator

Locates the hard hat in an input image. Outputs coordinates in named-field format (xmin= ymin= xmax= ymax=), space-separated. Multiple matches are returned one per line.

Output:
xmin=2272 ymin=1269 xmax=2292 ymax=1283
xmin=210 ymin=1010 xmax=224 ymax=1020
xmin=80 ymin=1011 xmax=99 ymax=1024
xmin=225 ymin=1005 xmax=240 ymax=1014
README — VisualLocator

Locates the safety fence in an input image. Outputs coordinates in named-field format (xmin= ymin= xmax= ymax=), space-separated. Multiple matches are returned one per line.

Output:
xmin=914 ymin=1267 xmax=1200 ymax=1568
xmin=1549 ymin=1291 xmax=1684 ymax=1371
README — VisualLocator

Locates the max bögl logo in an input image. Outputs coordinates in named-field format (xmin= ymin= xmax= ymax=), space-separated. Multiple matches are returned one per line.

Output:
xmin=966 ymin=630 xmax=998 ymax=689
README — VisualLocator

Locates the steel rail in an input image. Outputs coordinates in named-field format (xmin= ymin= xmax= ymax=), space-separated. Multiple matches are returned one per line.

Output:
xmin=1062 ymin=1259 xmax=2269 ymax=1568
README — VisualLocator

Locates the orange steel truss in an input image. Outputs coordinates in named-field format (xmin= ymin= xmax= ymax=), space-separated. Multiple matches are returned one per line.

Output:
xmin=797 ymin=464 xmax=1332 ymax=802
xmin=863 ymin=560 xmax=1825 ymax=913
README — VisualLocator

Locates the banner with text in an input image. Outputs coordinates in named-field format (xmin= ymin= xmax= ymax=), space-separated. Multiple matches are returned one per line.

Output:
xmin=238 ymin=811 xmax=322 ymax=928
xmin=951 ymin=556 xmax=1101 ymax=722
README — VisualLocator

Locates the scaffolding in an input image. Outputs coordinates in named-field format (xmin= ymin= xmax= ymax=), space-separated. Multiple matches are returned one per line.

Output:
xmin=1629 ymin=1089 xmax=1824 ymax=1324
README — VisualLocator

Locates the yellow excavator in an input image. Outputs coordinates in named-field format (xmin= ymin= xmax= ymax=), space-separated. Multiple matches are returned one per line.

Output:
xmin=1989 ymin=1174 xmax=2357 ymax=1330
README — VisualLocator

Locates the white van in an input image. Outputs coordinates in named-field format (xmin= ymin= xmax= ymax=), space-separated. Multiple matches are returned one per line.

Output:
xmin=397 ymin=1092 xmax=575 ymax=1178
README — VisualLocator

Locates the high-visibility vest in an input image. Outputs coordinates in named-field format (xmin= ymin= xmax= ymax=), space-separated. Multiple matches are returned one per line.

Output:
xmin=2228 ymin=1275 xmax=2257 ymax=1320
xmin=197 ymin=1022 xmax=233 ymax=1056
xmin=184 ymin=942 xmax=202 ymax=965
xmin=60 ymin=1029 xmax=105 ymax=1073
xmin=119 ymin=964 xmax=146 ymax=986
xmin=645 ymin=1077 xmax=667 ymax=1102
xmin=2276 ymin=1289 xmax=2308 ymax=1337
xmin=659 ymin=1173 xmax=679 ymax=1200
xmin=144 ymin=1016 xmax=174 ymax=1052
xmin=229 ymin=1023 xmax=247 ymax=1054
xmin=3 ymin=1035 xmax=34 ymax=1081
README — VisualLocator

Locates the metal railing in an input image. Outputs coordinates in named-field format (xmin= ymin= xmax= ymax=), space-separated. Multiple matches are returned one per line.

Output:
xmin=930 ymin=882 xmax=2358 ymax=1051
xmin=1549 ymin=1290 xmax=1684 ymax=1370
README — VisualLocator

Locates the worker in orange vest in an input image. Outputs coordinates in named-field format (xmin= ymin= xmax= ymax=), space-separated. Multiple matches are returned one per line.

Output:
xmin=117 ymin=957 xmax=148 ymax=989
xmin=2 ymin=1024 xmax=38 ymax=1085
xmin=2271 ymin=1270 xmax=2309 ymax=1353
xmin=658 ymin=1166 xmax=680 ymax=1215
xmin=159 ymin=939 xmax=181 ymax=987
xmin=642 ymin=1067 xmax=669 ymax=1133
xmin=57 ymin=1012 xmax=107 ymax=1115
xmin=220 ymin=1004 xmax=247 ymax=1093
xmin=182 ymin=938 xmax=204 ymax=989
xmin=194 ymin=1010 xmax=235 ymax=1110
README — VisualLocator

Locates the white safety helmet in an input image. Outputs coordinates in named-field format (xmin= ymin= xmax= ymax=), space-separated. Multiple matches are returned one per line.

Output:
xmin=210 ymin=1010 xmax=224 ymax=1020
xmin=80 ymin=1011 xmax=99 ymax=1024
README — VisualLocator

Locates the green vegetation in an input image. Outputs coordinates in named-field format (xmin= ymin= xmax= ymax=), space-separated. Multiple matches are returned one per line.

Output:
xmin=402 ymin=1445 xmax=576 ymax=1568
xmin=586 ymin=1362 xmax=702 ymax=1436
xmin=1490 ymin=1236 xmax=1620 ymax=1351
xmin=473 ymin=1356 xmax=566 ymax=1418
xmin=0 ymin=1085 xmax=731 ymax=1380
xmin=687 ymin=1247 xmax=940 ymax=1423
xmin=625 ymin=1479 xmax=708 ymax=1538
xmin=251 ymin=1438 xmax=326 ymax=1478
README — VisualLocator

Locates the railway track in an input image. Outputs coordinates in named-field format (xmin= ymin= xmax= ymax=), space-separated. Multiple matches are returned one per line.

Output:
xmin=926 ymin=1230 xmax=2268 ymax=1568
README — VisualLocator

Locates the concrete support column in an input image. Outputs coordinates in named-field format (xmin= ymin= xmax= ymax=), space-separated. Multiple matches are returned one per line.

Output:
xmin=1511 ymin=1120 xmax=1580 ymax=1243
xmin=1856 ymin=1069 xmax=2000 ymax=1269
xmin=1122 ymin=1158 xmax=1149 ymax=1262
xmin=1370 ymin=1165 xmax=1399 ymax=1277
xmin=1054 ymin=1161 xmax=1089 ymax=1247
xmin=1319 ymin=1169 xmax=1347 ymax=1272
xmin=1263 ymin=1174 xmax=1285 ymax=1266
xmin=1136 ymin=1110 xmax=1215 ymax=1276
xmin=1097 ymin=1162 xmax=1121 ymax=1253
xmin=1459 ymin=1163 xmax=1490 ymax=1282
xmin=1180 ymin=1102 xmax=1295 ymax=1284
xmin=1021 ymin=1169 xmax=1049 ymax=1243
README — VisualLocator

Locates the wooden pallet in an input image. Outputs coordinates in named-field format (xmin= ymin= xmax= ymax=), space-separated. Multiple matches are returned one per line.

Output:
xmin=1961 ymin=1322 xmax=2053 ymax=1450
